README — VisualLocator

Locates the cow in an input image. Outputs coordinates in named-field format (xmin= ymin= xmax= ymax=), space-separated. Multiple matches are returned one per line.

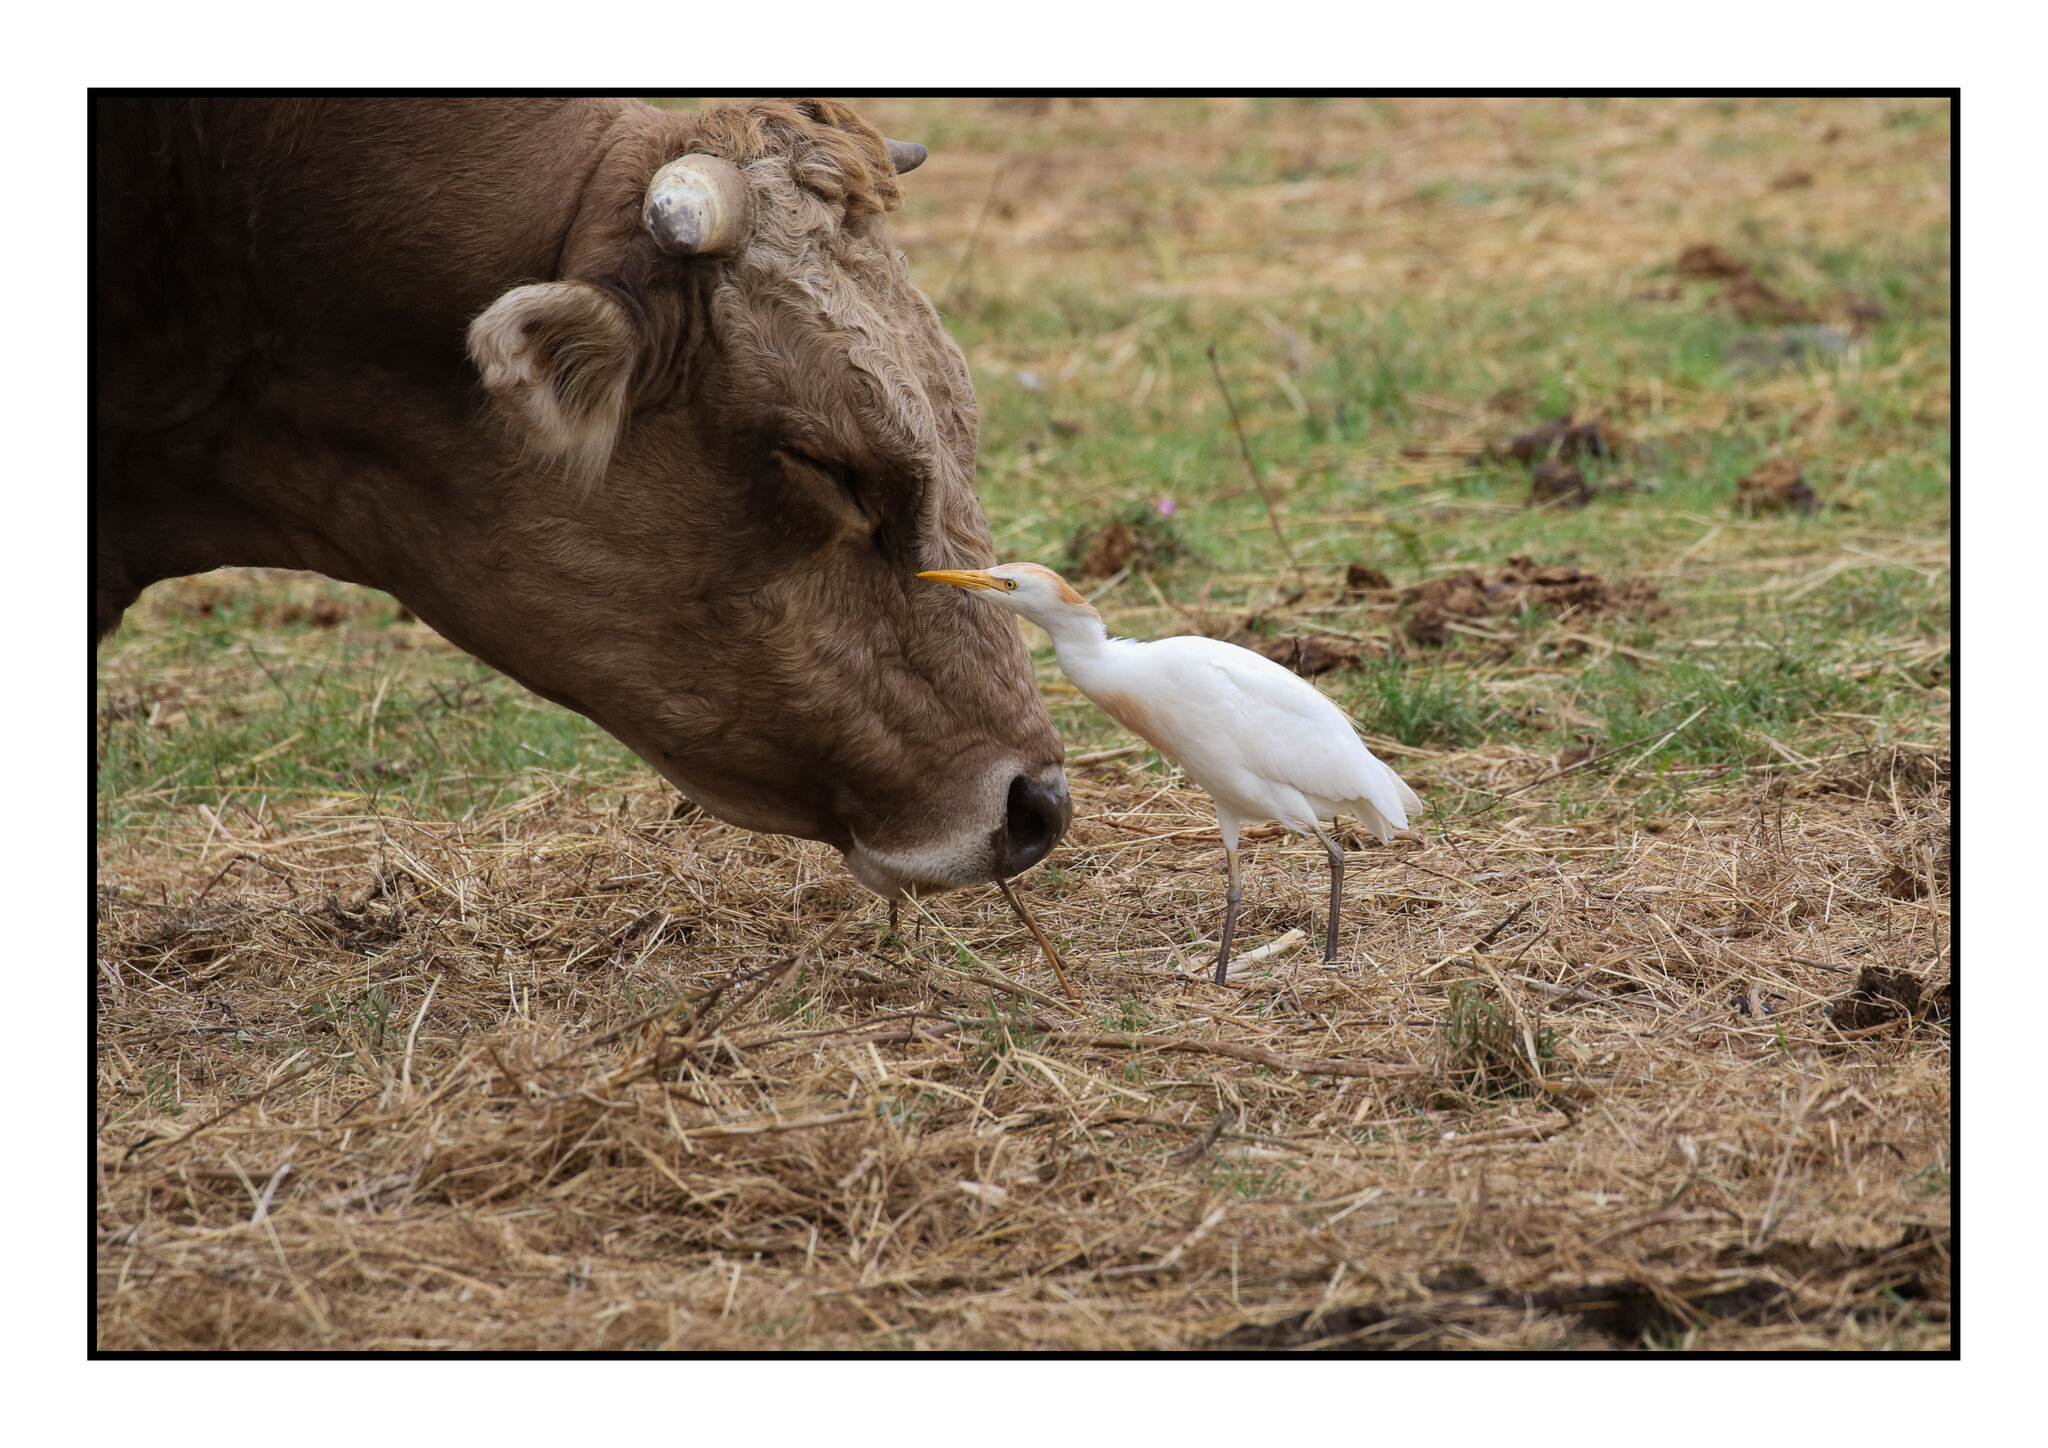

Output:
xmin=95 ymin=97 xmax=1071 ymax=897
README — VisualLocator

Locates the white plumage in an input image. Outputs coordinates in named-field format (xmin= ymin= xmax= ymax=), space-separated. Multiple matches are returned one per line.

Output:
xmin=918 ymin=562 xmax=1421 ymax=982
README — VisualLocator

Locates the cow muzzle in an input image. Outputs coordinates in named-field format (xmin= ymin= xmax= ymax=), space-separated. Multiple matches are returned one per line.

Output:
xmin=993 ymin=772 xmax=1072 ymax=877
xmin=842 ymin=761 xmax=1072 ymax=897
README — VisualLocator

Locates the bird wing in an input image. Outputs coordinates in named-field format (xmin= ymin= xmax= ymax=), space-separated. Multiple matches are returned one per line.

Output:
xmin=1143 ymin=637 xmax=1419 ymax=835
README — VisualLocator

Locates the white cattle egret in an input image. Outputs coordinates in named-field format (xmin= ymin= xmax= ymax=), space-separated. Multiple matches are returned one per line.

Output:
xmin=918 ymin=562 xmax=1422 ymax=984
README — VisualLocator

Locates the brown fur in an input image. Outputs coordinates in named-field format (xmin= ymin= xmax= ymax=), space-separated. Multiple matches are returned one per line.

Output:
xmin=95 ymin=98 xmax=1061 ymax=858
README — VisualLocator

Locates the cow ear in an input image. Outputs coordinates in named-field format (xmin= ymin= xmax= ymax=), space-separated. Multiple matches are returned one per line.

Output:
xmin=466 ymin=282 xmax=635 ymax=480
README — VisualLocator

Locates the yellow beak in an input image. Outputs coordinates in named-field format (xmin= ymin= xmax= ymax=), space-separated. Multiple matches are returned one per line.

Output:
xmin=916 ymin=569 xmax=1006 ymax=592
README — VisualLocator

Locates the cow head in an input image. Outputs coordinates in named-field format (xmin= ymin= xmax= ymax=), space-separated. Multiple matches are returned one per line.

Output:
xmin=459 ymin=99 xmax=1067 ymax=895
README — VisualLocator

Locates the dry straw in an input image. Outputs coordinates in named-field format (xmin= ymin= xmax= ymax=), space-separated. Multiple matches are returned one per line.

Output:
xmin=98 ymin=740 xmax=1948 ymax=1350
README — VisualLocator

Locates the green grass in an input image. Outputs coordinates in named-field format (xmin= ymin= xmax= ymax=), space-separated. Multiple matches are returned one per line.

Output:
xmin=1348 ymin=661 xmax=1492 ymax=750
xmin=97 ymin=590 xmax=638 ymax=845
xmin=1210 ymin=1152 xmax=1293 ymax=1201
xmin=968 ymin=998 xmax=1044 ymax=1085
xmin=1435 ymin=979 xmax=1561 ymax=1103
xmin=970 ymin=298 xmax=1948 ymax=572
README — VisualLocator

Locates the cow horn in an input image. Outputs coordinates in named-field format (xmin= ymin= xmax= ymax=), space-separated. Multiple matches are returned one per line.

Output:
xmin=884 ymin=139 xmax=928 ymax=175
xmin=643 ymin=154 xmax=752 ymax=258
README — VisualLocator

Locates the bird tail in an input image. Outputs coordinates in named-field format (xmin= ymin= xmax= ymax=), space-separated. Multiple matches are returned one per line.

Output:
xmin=1348 ymin=759 xmax=1423 ymax=843
xmin=1392 ymin=770 xmax=1422 ymax=819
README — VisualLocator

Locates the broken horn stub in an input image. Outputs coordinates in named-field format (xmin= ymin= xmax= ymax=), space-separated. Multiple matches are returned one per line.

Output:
xmin=884 ymin=139 xmax=928 ymax=174
xmin=643 ymin=154 xmax=752 ymax=257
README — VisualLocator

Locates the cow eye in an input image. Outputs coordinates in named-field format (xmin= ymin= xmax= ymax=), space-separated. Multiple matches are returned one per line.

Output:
xmin=783 ymin=449 xmax=863 ymax=507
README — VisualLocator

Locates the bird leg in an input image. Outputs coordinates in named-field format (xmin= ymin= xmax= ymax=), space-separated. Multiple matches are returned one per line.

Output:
xmin=1214 ymin=845 xmax=1243 ymax=986
xmin=1313 ymin=825 xmax=1345 ymax=964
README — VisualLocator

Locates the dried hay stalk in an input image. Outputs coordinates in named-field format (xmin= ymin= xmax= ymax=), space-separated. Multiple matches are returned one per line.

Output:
xmin=99 ymin=749 xmax=1948 ymax=1350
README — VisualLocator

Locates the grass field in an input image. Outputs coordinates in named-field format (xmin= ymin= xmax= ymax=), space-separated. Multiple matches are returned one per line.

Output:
xmin=95 ymin=97 xmax=1950 ymax=1351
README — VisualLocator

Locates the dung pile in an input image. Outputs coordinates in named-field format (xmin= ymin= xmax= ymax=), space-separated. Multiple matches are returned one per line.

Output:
xmin=1403 ymin=556 xmax=1669 ymax=644
xmin=1506 ymin=417 xmax=1613 ymax=465
xmin=1828 ymin=967 xmax=1926 ymax=1033
xmin=1674 ymin=243 xmax=1818 ymax=324
xmin=1737 ymin=460 xmax=1821 ymax=517
xmin=1241 ymin=634 xmax=1367 ymax=677
xmin=1065 ymin=502 xmax=1194 ymax=579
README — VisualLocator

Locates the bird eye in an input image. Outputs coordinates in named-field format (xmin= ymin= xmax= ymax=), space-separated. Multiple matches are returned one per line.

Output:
xmin=1005 ymin=578 xmax=1019 ymax=591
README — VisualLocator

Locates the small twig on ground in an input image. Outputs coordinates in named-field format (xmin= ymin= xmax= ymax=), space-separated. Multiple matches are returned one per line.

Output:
xmin=1611 ymin=705 xmax=1711 ymax=780
xmin=1215 ymin=928 xmax=1308 ymax=983
xmin=400 ymin=976 xmax=440 ymax=1095
xmin=251 ymin=1162 xmax=293 ymax=1222
xmin=583 ymin=914 xmax=853 ymax=1060
xmin=1756 ymin=1066 xmax=1820 ymax=1245
xmin=834 ymin=1021 xmax=971 ymax=1049
xmin=733 ymin=1012 xmax=963 ymax=1051
xmin=1098 ymin=1112 xmax=1300 ymax=1148
xmin=122 ymin=1076 xmax=292 ymax=1162
xmin=1470 ymin=901 xmax=1534 ymax=954
xmin=1096 ymin=1204 xmax=1231 ymax=1278
xmin=1046 ymin=1031 xmax=1420 ymax=1079
xmin=1464 ymin=723 xmax=1690 ymax=819
xmin=1169 ymin=1104 xmax=1237 ymax=1164
xmin=1400 ymin=856 xmax=1482 ymax=893
xmin=901 ymin=892 xmax=1080 ymax=1017
xmin=681 ymin=1110 xmax=865 ymax=1143
xmin=939 ymin=165 xmax=1004 ymax=311
xmin=194 ymin=852 xmax=296 ymax=905
xmin=1507 ymin=972 xmax=1650 ymax=1010
xmin=997 ymin=876 xmax=1073 ymax=998
xmin=1445 ymin=1117 xmax=1578 ymax=1148
xmin=578 ymin=977 xmax=728 ymax=1052
xmin=1207 ymin=342 xmax=1303 ymax=584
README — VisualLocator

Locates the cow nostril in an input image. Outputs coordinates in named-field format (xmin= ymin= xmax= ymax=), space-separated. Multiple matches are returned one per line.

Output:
xmin=998 ymin=773 xmax=1071 ymax=876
